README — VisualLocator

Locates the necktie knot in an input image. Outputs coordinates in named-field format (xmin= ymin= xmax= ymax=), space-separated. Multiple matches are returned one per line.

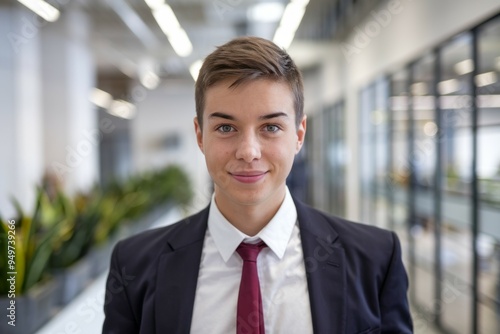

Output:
xmin=236 ymin=241 xmax=267 ymax=262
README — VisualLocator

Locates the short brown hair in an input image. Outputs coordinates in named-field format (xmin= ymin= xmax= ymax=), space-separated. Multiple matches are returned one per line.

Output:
xmin=195 ymin=36 xmax=304 ymax=129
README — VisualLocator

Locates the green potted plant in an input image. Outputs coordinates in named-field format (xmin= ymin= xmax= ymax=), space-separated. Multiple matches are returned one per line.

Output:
xmin=48 ymin=190 xmax=102 ymax=305
xmin=88 ymin=165 xmax=193 ymax=277
xmin=0 ymin=164 xmax=194 ymax=333
xmin=0 ymin=189 xmax=64 ymax=334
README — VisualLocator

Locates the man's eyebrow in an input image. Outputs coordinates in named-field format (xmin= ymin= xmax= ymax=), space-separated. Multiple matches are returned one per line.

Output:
xmin=208 ymin=112 xmax=289 ymax=121
xmin=208 ymin=112 xmax=235 ymax=120
xmin=259 ymin=112 xmax=289 ymax=120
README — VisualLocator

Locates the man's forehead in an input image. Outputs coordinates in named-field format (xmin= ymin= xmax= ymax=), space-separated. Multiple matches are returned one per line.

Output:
xmin=202 ymin=78 xmax=296 ymax=124
xmin=206 ymin=77 xmax=292 ymax=94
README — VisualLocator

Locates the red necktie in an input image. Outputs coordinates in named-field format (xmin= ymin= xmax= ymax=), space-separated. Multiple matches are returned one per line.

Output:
xmin=236 ymin=241 xmax=267 ymax=334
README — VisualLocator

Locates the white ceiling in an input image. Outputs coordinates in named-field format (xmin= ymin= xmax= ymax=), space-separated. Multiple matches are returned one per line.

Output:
xmin=83 ymin=0 xmax=324 ymax=80
xmin=3 ymin=0 xmax=381 ymax=85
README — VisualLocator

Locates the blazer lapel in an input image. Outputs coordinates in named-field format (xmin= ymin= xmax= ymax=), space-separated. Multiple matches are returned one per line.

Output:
xmin=154 ymin=206 xmax=209 ymax=334
xmin=294 ymin=198 xmax=346 ymax=333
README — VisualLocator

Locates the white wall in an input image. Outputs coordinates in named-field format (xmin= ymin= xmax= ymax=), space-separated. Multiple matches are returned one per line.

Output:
xmin=0 ymin=5 xmax=99 ymax=217
xmin=0 ymin=7 xmax=44 ymax=219
xmin=41 ymin=7 xmax=98 ymax=196
xmin=344 ymin=0 xmax=500 ymax=84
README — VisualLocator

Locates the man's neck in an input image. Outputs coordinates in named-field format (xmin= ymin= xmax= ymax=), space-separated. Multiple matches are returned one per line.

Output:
xmin=214 ymin=188 xmax=286 ymax=237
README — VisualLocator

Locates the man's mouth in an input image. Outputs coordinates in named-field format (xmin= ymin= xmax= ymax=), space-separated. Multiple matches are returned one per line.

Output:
xmin=229 ymin=171 xmax=268 ymax=183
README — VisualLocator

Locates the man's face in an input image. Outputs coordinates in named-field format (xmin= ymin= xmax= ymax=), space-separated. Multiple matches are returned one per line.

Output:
xmin=194 ymin=78 xmax=306 ymax=210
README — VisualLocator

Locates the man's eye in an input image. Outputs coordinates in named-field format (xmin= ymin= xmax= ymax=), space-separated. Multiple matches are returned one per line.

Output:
xmin=265 ymin=125 xmax=280 ymax=132
xmin=217 ymin=125 xmax=234 ymax=133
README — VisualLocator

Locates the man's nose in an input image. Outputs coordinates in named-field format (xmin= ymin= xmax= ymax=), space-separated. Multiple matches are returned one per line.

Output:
xmin=235 ymin=132 xmax=261 ymax=162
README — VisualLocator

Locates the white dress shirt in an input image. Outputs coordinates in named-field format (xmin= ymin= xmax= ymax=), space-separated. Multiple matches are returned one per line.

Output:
xmin=190 ymin=187 xmax=313 ymax=334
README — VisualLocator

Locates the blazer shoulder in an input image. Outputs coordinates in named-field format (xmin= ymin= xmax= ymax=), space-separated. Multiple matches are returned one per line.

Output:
xmin=330 ymin=214 xmax=400 ymax=266
xmin=337 ymin=212 xmax=394 ymax=244
xmin=306 ymin=207 xmax=402 ymax=281
xmin=298 ymin=201 xmax=397 ymax=256
xmin=331 ymin=214 xmax=395 ymax=243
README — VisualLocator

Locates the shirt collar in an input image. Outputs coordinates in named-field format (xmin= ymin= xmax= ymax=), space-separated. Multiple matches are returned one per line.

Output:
xmin=208 ymin=187 xmax=298 ymax=262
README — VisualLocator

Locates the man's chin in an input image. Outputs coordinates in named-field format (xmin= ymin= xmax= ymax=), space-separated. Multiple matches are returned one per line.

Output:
xmin=220 ymin=186 xmax=286 ymax=207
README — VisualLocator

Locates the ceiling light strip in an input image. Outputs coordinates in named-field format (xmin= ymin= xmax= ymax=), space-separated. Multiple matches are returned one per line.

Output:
xmin=189 ymin=59 xmax=203 ymax=81
xmin=147 ymin=1 xmax=193 ymax=57
xmin=17 ymin=0 xmax=60 ymax=22
xmin=273 ymin=0 xmax=309 ymax=49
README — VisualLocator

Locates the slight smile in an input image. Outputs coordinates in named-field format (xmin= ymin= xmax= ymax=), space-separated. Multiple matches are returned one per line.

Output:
xmin=229 ymin=171 xmax=268 ymax=184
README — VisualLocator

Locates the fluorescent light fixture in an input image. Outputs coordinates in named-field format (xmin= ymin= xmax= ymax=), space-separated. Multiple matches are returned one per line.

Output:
xmin=411 ymin=82 xmax=428 ymax=96
xmin=423 ymin=121 xmax=438 ymax=137
xmin=475 ymin=71 xmax=497 ymax=87
xmin=273 ymin=0 xmax=309 ymax=49
xmin=247 ymin=2 xmax=285 ymax=22
xmin=273 ymin=27 xmax=295 ymax=50
xmin=438 ymin=79 xmax=460 ymax=95
xmin=151 ymin=3 xmax=192 ymax=57
xmin=140 ymin=71 xmax=160 ymax=90
xmin=90 ymin=88 xmax=113 ymax=109
xmin=436 ymin=94 xmax=500 ymax=109
xmin=108 ymin=100 xmax=137 ymax=119
xmin=280 ymin=2 xmax=306 ymax=32
xmin=293 ymin=0 xmax=310 ymax=6
xmin=167 ymin=28 xmax=193 ymax=57
xmin=454 ymin=59 xmax=474 ymax=76
xmin=439 ymin=95 xmax=472 ymax=109
xmin=477 ymin=94 xmax=500 ymax=108
xmin=17 ymin=0 xmax=60 ymax=22
xmin=152 ymin=4 xmax=180 ymax=33
xmin=189 ymin=60 xmax=203 ymax=81
xmin=390 ymin=96 xmax=409 ymax=111
xmin=145 ymin=0 xmax=164 ymax=10
xmin=413 ymin=96 xmax=435 ymax=110
xmin=392 ymin=96 xmax=437 ymax=111
xmin=138 ymin=58 xmax=160 ymax=89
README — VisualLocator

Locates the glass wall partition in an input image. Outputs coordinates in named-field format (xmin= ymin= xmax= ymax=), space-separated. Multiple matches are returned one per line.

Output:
xmin=359 ymin=78 xmax=390 ymax=228
xmin=389 ymin=69 xmax=410 ymax=237
xmin=360 ymin=85 xmax=376 ymax=224
xmin=374 ymin=78 xmax=390 ymax=230
xmin=357 ymin=12 xmax=500 ymax=334
xmin=477 ymin=17 xmax=500 ymax=334
xmin=326 ymin=102 xmax=347 ymax=217
xmin=410 ymin=53 xmax=439 ymax=319
xmin=304 ymin=109 xmax=324 ymax=208
xmin=438 ymin=32 xmax=474 ymax=334
xmin=305 ymin=101 xmax=347 ymax=216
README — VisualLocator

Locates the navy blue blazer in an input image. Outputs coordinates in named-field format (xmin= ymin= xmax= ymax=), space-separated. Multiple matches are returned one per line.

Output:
xmin=102 ymin=198 xmax=413 ymax=333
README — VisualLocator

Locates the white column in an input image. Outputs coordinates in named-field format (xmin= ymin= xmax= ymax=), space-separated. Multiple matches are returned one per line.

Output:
xmin=41 ymin=5 xmax=98 ymax=195
xmin=0 ymin=6 xmax=44 ymax=218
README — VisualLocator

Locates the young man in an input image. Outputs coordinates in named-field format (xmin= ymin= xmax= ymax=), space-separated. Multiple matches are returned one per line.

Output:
xmin=103 ymin=37 xmax=413 ymax=333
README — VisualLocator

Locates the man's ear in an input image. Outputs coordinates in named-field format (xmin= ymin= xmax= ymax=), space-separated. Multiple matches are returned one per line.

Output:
xmin=194 ymin=116 xmax=204 ymax=153
xmin=295 ymin=115 xmax=307 ymax=153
